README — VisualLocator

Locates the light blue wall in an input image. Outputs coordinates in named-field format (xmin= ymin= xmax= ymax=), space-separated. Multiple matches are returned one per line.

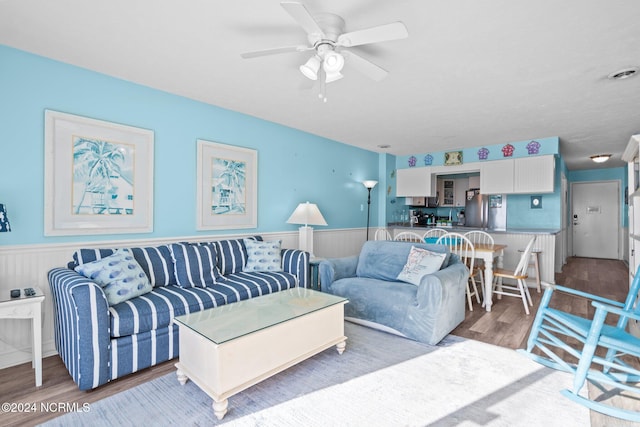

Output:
xmin=0 ymin=45 xmax=379 ymax=245
xmin=567 ymin=167 xmax=628 ymax=227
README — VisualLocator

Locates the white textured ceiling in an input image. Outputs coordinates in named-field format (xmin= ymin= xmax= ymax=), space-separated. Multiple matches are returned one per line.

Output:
xmin=1 ymin=0 xmax=639 ymax=170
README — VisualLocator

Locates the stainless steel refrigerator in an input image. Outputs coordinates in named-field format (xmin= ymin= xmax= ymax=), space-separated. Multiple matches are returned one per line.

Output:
xmin=464 ymin=189 xmax=507 ymax=230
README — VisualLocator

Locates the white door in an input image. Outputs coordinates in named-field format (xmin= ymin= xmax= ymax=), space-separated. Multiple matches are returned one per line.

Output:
xmin=572 ymin=181 xmax=619 ymax=259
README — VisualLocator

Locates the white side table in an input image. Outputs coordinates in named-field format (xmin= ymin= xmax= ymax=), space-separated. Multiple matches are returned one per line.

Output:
xmin=0 ymin=287 xmax=45 ymax=386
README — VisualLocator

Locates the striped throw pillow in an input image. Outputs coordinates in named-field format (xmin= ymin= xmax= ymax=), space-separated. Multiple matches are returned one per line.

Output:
xmin=169 ymin=243 xmax=223 ymax=288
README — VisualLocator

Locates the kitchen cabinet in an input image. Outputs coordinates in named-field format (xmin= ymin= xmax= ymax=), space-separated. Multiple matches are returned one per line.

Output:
xmin=396 ymin=167 xmax=435 ymax=197
xmin=514 ymin=155 xmax=555 ymax=193
xmin=437 ymin=177 xmax=468 ymax=207
xmin=480 ymin=160 xmax=515 ymax=194
xmin=480 ymin=155 xmax=555 ymax=194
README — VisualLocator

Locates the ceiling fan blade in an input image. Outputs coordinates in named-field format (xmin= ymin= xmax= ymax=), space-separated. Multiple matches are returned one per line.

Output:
xmin=280 ymin=1 xmax=325 ymax=37
xmin=337 ymin=22 xmax=408 ymax=48
xmin=241 ymin=45 xmax=310 ymax=59
xmin=342 ymin=51 xmax=388 ymax=82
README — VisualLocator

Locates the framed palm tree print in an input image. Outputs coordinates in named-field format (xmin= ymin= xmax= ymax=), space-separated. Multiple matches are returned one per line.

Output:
xmin=44 ymin=110 xmax=154 ymax=236
xmin=196 ymin=139 xmax=257 ymax=230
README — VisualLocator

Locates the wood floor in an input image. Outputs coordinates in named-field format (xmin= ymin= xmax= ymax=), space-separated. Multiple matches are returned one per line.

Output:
xmin=0 ymin=257 xmax=634 ymax=426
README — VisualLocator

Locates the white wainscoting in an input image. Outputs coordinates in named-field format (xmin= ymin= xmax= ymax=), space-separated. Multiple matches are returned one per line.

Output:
xmin=489 ymin=233 xmax=557 ymax=284
xmin=0 ymin=228 xmax=367 ymax=370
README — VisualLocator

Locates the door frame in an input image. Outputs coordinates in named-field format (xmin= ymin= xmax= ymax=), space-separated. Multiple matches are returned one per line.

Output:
xmin=569 ymin=180 xmax=621 ymax=259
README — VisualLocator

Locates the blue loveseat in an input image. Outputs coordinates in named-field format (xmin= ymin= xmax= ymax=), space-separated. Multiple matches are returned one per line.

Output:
xmin=319 ymin=240 xmax=468 ymax=345
xmin=48 ymin=236 xmax=308 ymax=390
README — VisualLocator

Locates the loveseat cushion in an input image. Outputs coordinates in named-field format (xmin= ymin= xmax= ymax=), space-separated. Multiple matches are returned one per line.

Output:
xmin=210 ymin=236 xmax=262 ymax=276
xmin=356 ymin=241 xmax=450 ymax=281
xmin=108 ymin=270 xmax=299 ymax=337
xmin=169 ymin=242 xmax=223 ymax=288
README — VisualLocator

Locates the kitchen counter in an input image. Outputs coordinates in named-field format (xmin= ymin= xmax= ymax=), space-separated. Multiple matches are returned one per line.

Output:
xmin=388 ymin=223 xmax=560 ymax=235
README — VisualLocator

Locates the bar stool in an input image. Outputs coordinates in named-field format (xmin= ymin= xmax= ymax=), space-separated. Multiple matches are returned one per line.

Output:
xmin=518 ymin=247 xmax=542 ymax=293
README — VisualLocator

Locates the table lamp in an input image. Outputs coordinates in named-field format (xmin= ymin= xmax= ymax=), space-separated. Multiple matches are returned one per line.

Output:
xmin=286 ymin=202 xmax=327 ymax=257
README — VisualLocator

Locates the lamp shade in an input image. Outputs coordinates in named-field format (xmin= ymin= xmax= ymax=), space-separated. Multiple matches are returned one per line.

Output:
xmin=0 ymin=204 xmax=11 ymax=232
xmin=286 ymin=202 xmax=327 ymax=227
xmin=362 ymin=180 xmax=378 ymax=189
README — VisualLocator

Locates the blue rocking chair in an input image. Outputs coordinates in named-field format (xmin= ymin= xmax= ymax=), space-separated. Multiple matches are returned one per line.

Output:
xmin=518 ymin=266 xmax=640 ymax=421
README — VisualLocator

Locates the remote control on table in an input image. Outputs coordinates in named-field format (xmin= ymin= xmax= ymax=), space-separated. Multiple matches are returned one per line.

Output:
xmin=10 ymin=289 xmax=20 ymax=298
xmin=24 ymin=287 xmax=36 ymax=297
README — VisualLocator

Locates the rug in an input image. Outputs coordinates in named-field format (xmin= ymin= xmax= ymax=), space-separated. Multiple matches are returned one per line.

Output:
xmin=41 ymin=323 xmax=589 ymax=427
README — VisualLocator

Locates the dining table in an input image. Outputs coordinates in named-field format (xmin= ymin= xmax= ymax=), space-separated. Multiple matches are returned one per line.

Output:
xmin=471 ymin=243 xmax=507 ymax=312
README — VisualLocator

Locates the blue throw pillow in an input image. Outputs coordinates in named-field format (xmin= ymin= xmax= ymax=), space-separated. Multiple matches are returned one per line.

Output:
xmin=74 ymin=248 xmax=152 ymax=306
xmin=243 ymin=238 xmax=283 ymax=272
xmin=170 ymin=243 xmax=223 ymax=288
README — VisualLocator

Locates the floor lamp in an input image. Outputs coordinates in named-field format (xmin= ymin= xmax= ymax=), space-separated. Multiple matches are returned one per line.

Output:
xmin=286 ymin=201 xmax=327 ymax=258
xmin=362 ymin=180 xmax=378 ymax=241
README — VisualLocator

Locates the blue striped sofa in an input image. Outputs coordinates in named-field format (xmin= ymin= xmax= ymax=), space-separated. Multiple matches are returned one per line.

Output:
xmin=48 ymin=236 xmax=309 ymax=390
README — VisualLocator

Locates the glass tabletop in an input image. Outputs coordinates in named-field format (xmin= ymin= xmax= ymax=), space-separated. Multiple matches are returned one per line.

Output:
xmin=173 ymin=288 xmax=347 ymax=344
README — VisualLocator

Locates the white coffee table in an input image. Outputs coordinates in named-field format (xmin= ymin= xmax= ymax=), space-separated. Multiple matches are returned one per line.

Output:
xmin=173 ymin=288 xmax=348 ymax=420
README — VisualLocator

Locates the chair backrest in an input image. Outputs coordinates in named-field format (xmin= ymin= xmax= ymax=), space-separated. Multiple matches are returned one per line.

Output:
xmin=514 ymin=236 xmax=536 ymax=276
xmin=464 ymin=230 xmax=495 ymax=247
xmin=423 ymin=228 xmax=449 ymax=239
xmin=394 ymin=231 xmax=424 ymax=243
xmin=374 ymin=228 xmax=392 ymax=241
xmin=436 ymin=232 xmax=475 ymax=271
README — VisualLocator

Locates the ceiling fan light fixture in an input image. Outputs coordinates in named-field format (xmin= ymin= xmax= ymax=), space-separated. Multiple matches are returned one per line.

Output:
xmin=323 ymin=51 xmax=344 ymax=73
xmin=590 ymin=154 xmax=612 ymax=163
xmin=325 ymin=71 xmax=344 ymax=83
xmin=300 ymin=55 xmax=321 ymax=80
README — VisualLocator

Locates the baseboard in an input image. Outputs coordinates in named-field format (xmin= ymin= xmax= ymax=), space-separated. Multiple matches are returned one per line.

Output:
xmin=0 ymin=339 xmax=57 ymax=370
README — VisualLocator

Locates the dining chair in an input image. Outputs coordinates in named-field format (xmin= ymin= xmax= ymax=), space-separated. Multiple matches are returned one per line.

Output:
xmin=492 ymin=236 xmax=536 ymax=315
xmin=436 ymin=232 xmax=477 ymax=310
xmin=393 ymin=231 xmax=424 ymax=243
xmin=374 ymin=228 xmax=392 ymax=241
xmin=463 ymin=230 xmax=495 ymax=293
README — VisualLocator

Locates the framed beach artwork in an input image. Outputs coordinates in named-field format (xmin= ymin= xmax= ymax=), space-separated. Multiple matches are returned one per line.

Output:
xmin=44 ymin=110 xmax=154 ymax=236
xmin=196 ymin=139 xmax=258 ymax=230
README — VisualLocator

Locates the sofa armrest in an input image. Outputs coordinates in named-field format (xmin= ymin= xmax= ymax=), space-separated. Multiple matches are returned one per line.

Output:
xmin=281 ymin=249 xmax=310 ymax=288
xmin=416 ymin=261 xmax=469 ymax=310
xmin=319 ymin=256 xmax=359 ymax=288
xmin=48 ymin=267 xmax=112 ymax=390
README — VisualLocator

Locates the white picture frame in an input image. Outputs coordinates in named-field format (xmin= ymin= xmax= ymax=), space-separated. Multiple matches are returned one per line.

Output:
xmin=196 ymin=139 xmax=258 ymax=230
xmin=44 ymin=110 xmax=154 ymax=236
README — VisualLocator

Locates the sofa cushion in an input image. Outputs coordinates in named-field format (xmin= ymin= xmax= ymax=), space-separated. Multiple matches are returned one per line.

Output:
xmin=71 ymin=245 xmax=177 ymax=287
xmin=397 ymin=246 xmax=447 ymax=286
xmin=169 ymin=243 xmax=223 ymax=288
xmin=210 ymin=237 xmax=256 ymax=275
xmin=107 ymin=270 xmax=299 ymax=337
xmin=75 ymin=249 xmax=152 ymax=306
xmin=356 ymin=241 xmax=450 ymax=281
xmin=243 ymin=238 xmax=283 ymax=272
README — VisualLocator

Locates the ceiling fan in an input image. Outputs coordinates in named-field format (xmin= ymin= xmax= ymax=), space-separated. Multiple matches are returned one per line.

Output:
xmin=241 ymin=2 xmax=409 ymax=94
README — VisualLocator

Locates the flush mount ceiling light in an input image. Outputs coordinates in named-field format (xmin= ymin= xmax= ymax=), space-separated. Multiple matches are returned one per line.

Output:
xmin=590 ymin=154 xmax=612 ymax=163
xmin=607 ymin=67 xmax=639 ymax=80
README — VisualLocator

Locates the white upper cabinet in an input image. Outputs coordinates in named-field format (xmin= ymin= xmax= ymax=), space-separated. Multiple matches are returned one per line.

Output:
xmin=480 ymin=155 xmax=555 ymax=194
xmin=513 ymin=155 xmax=555 ymax=194
xmin=396 ymin=167 xmax=435 ymax=197
xmin=480 ymin=159 xmax=515 ymax=194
